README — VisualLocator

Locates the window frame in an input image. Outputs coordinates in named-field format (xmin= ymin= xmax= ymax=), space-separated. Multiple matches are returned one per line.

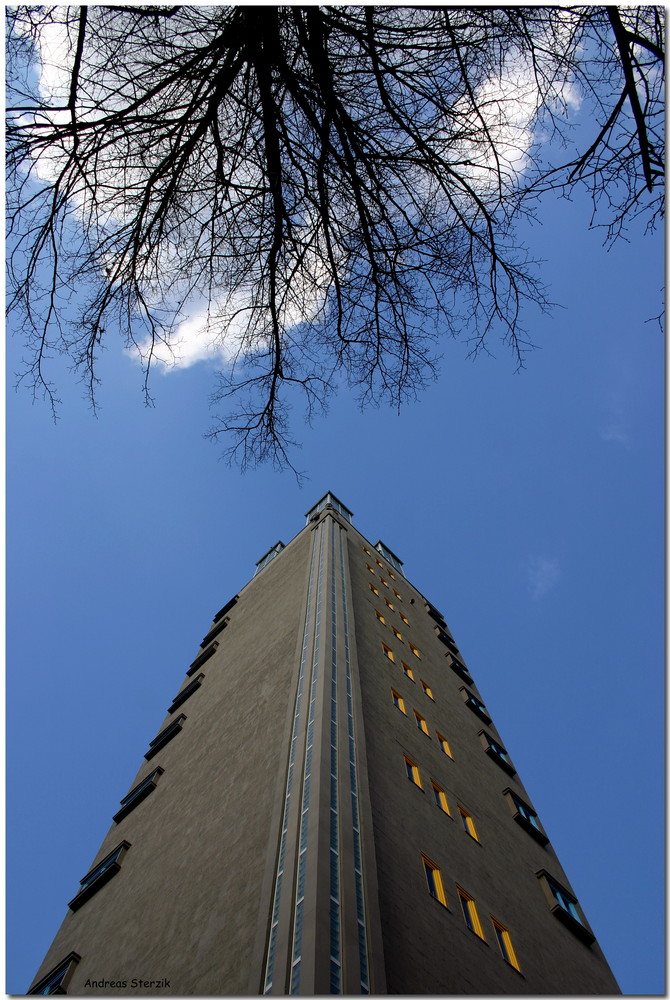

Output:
xmin=431 ymin=780 xmax=450 ymax=815
xmin=144 ymin=714 xmax=186 ymax=760
xmin=460 ymin=687 xmax=492 ymax=724
xmin=414 ymin=710 xmax=430 ymax=737
xmin=491 ymin=917 xmax=522 ymax=972
xmin=375 ymin=608 xmax=386 ymax=625
xmin=436 ymin=731 xmax=454 ymax=759
xmin=382 ymin=642 xmax=395 ymax=662
xmin=68 ymin=842 xmax=130 ymax=911
xmin=458 ymin=805 xmax=480 ymax=842
xmin=28 ymin=953 xmax=81 ymax=995
xmin=536 ymin=870 xmax=595 ymax=943
xmin=502 ymin=788 xmax=549 ymax=845
xmin=421 ymin=679 xmax=434 ymax=700
xmin=168 ymin=673 xmax=205 ymax=713
xmin=113 ymin=767 xmax=164 ymax=824
xmin=391 ymin=625 xmax=403 ymax=641
xmin=478 ymin=731 xmax=516 ymax=775
xmin=391 ymin=688 xmax=406 ymax=714
xmin=401 ymin=661 xmax=415 ymax=682
xmin=404 ymin=754 xmax=422 ymax=788
xmin=408 ymin=642 xmax=421 ymax=658
xmin=457 ymin=887 xmax=486 ymax=940
xmin=422 ymin=855 xmax=448 ymax=907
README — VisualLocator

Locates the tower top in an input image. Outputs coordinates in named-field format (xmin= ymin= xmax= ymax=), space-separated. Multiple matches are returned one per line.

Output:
xmin=304 ymin=492 xmax=353 ymax=524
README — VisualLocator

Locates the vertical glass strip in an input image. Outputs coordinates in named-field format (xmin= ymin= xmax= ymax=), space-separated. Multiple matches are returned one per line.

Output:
xmin=290 ymin=521 xmax=326 ymax=994
xmin=339 ymin=528 xmax=370 ymax=993
xmin=329 ymin=519 xmax=342 ymax=994
xmin=263 ymin=527 xmax=321 ymax=994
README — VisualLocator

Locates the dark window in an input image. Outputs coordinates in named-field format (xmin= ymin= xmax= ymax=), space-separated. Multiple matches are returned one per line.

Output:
xmin=537 ymin=870 xmax=595 ymax=944
xmin=145 ymin=715 xmax=186 ymax=760
xmin=480 ymin=732 xmax=516 ymax=775
xmin=29 ymin=953 xmax=80 ymax=995
xmin=68 ymin=843 xmax=130 ymax=911
xmin=200 ymin=615 xmax=230 ymax=647
xmin=503 ymin=788 xmax=549 ymax=845
xmin=113 ymin=767 xmax=164 ymax=824
xmin=446 ymin=654 xmax=472 ymax=682
xmin=461 ymin=688 xmax=492 ymax=724
xmin=187 ymin=642 xmax=218 ymax=676
xmin=212 ymin=595 xmax=238 ymax=623
xmin=169 ymin=673 xmax=205 ymax=713
xmin=425 ymin=601 xmax=446 ymax=626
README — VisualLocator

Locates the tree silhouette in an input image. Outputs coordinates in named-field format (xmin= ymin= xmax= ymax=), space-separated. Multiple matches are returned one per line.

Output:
xmin=6 ymin=6 xmax=664 ymax=470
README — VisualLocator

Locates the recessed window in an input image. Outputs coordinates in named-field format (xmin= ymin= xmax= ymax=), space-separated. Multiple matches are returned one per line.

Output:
xmin=382 ymin=643 xmax=395 ymax=662
xmin=458 ymin=806 xmax=479 ymax=841
xmin=421 ymin=680 xmax=434 ymax=700
xmin=169 ymin=673 xmax=205 ymax=713
xmin=388 ymin=570 xmax=396 ymax=580
xmin=536 ymin=870 xmax=595 ymax=943
xmin=391 ymin=625 xmax=403 ymax=641
xmin=404 ymin=754 xmax=422 ymax=788
xmin=369 ymin=582 xmax=379 ymax=596
xmin=391 ymin=689 xmax=406 ymax=714
xmin=28 ymin=952 xmax=81 ymax=995
xmin=375 ymin=609 xmax=386 ymax=625
xmin=461 ymin=688 xmax=492 ymax=724
xmin=436 ymin=731 xmax=454 ymax=759
xmin=145 ymin=715 xmax=186 ymax=760
xmin=363 ymin=546 xmax=372 ymax=555
xmin=399 ymin=612 xmax=409 ymax=625
xmin=503 ymin=789 xmax=549 ymax=845
xmin=384 ymin=597 xmax=394 ymax=610
xmin=393 ymin=590 xmax=402 ymax=600
xmin=187 ymin=640 xmax=218 ymax=676
xmin=422 ymin=855 xmax=447 ymax=906
xmin=380 ymin=577 xmax=390 ymax=588
xmin=491 ymin=918 xmax=522 ymax=972
xmin=376 ymin=559 xmax=384 ymax=569
xmin=480 ymin=732 xmax=516 ymax=775
xmin=414 ymin=711 xmax=429 ymax=736
xmin=366 ymin=563 xmax=375 ymax=574
xmin=446 ymin=654 xmax=472 ymax=683
xmin=68 ymin=842 xmax=130 ymax=911
xmin=408 ymin=642 xmax=421 ymax=658
xmin=401 ymin=661 xmax=415 ymax=681
xmin=458 ymin=888 xmax=485 ymax=939
xmin=113 ymin=767 xmax=164 ymax=824
xmin=431 ymin=780 xmax=450 ymax=814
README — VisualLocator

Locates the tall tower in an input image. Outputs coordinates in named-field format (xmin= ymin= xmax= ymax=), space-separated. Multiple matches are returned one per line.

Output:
xmin=29 ymin=494 xmax=619 ymax=995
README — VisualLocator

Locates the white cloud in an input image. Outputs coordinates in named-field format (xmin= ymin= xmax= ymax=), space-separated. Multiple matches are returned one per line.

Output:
xmin=528 ymin=555 xmax=561 ymax=600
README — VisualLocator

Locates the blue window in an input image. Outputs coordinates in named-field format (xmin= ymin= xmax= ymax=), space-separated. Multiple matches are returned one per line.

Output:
xmin=374 ymin=541 xmax=404 ymax=574
xmin=28 ymin=953 xmax=80 ymax=995
xmin=254 ymin=541 xmax=286 ymax=575
xmin=548 ymin=879 xmax=582 ymax=923
xmin=462 ymin=689 xmax=491 ymax=724
xmin=481 ymin=732 xmax=516 ymax=775
xmin=113 ymin=767 xmax=164 ymax=824
xmin=69 ymin=843 xmax=130 ymax=911
xmin=305 ymin=493 xmax=353 ymax=524
xmin=145 ymin=714 xmax=186 ymax=760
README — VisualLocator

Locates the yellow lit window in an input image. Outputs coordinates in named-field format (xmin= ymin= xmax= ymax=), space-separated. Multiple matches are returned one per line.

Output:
xmin=391 ymin=626 xmax=403 ymax=641
xmin=436 ymin=732 xmax=453 ymax=759
xmin=380 ymin=577 xmax=389 ymax=588
xmin=404 ymin=755 xmax=422 ymax=788
xmin=393 ymin=590 xmax=402 ymax=600
xmin=382 ymin=643 xmax=395 ymax=662
xmin=401 ymin=661 xmax=414 ymax=681
xmin=421 ymin=680 xmax=434 ymax=700
xmin=431 ymin=781 xmax=450 ymax=814
xmin=366 ymin=563 xmax=375 ymax=574
xmin=389 ymin=570 xmax=396 ymax=580
xmin=363 ymin=546 xmax=372 ymax=555
xmin=391 ymin=688 xmax=406 ymax=714
xmin=458 ymin=806 xmax=479 ymax=841
xmin=409 ymin=642 xmax=421 ymax=658
xmin=376 ymin=559 xmax=384 ymax=569
xmin=414 ymin=711 xmax=429 ymax=736
xmin=384 ymin=598 xmax=394 ymax=610
xmin=399 ymin=613 xmax=409 ymax=625
xmin=491 ymin=918 xmax=521 ymax=972
xmin=369 ymin=582 xmax=379 ymax=596
xmin=458 ymin=888 xmax=485 ymax=940
xmin=422 ymin=855 xmax=447 ymax=906
xmin=375 ymin=609 xmax=386 ymax=625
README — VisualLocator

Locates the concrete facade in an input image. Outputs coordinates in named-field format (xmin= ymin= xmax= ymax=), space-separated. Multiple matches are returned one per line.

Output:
xmin=29 ymin=495 xmax=619 ymax=995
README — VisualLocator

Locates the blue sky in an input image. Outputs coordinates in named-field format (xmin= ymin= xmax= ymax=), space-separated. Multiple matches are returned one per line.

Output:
xmin=7 ymin=179 xmax=663 ymax=994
